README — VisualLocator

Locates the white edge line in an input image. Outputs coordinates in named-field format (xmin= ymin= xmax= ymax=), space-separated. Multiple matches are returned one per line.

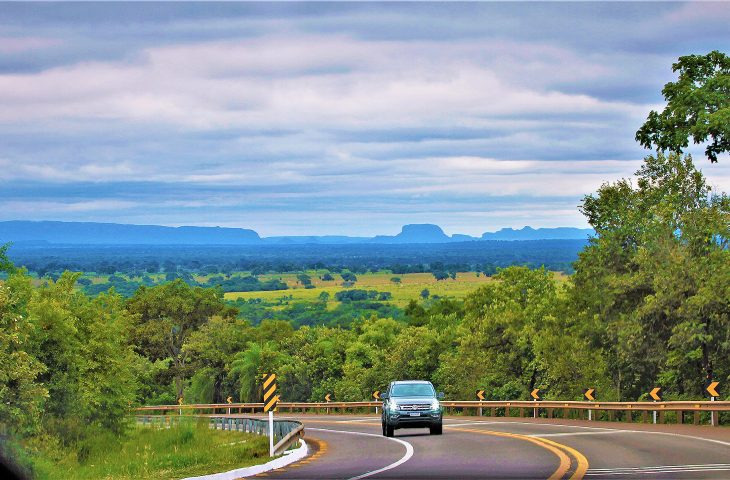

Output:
xmin=308 ymin=427 xmax=414 ymax=480
xmin=585 ymin=468 xmax=730 ymax=476
xmin=531 ymin=431 xmax=630 ymax=437
xmin=180 ymin=439 xmax=308 ymax=480
xmin=589 ymin=463 xmax=730 ymax=472
xmin=445 ymin=420 xmax=730 ymax=448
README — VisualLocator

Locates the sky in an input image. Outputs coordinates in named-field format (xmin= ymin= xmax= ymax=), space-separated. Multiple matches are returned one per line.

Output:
xmin=1 ymin=1 xmax=729 ymax=237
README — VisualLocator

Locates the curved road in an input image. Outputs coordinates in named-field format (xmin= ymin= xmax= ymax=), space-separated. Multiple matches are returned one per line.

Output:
xmin=242 ymin=415 xmax=730 ymax=480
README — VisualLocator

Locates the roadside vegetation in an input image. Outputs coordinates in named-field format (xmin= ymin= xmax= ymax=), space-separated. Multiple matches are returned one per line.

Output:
xmin=29 ymin=419 xmax=268 ymax=480
xmin=0 ymin=52 xmax=728 ymax=478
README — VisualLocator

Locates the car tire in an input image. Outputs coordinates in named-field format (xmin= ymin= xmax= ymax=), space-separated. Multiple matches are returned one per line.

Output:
xmin=382 ymin=422 xmax=387 ymax=436
xmin=429 ymin=424 xmax=442 ymax=435
xmin=386 ymin=424 xmax=394 ymax=437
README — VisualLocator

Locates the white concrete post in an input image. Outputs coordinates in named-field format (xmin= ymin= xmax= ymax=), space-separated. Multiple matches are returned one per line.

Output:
xmin=269 ymin=410 xmax=274 ymax=457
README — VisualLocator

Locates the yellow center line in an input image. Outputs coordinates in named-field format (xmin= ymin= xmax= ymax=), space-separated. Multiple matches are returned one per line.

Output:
xmin=297 ymin=419 xmax=589 ymax=480
xmin=536 ymin=436 xmax=589 ymax=480
xmin=448 ymin=426 xmax=572 ymax=480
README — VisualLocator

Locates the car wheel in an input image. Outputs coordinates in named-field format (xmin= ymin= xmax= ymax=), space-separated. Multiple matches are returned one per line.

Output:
xmin=429 ymin=424 xmax=442 ymax=435
xmin=386 ymin=424 xmax=394 ymax=437
xmin=382 ymin=422 xmax=387 ymax=436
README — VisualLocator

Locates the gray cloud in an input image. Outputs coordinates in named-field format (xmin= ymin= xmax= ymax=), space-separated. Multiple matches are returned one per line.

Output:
xmin=0 ymin=2 xmax=728 ymax=235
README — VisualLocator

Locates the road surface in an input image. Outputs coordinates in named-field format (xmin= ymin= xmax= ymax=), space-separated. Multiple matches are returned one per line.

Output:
xmin=243 ymin=414 xmax=730 ymax=479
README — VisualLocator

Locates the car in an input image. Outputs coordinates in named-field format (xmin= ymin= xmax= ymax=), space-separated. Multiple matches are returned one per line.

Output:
xmin=381 ymin=380 xmax=444 ymax=437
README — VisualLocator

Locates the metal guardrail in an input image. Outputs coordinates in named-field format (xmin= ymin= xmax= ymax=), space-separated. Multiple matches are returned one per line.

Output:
xmin=136 ymin=415 xmax=304 ymax=455
xmin=135 ymin=399 xmax=730 ymax=426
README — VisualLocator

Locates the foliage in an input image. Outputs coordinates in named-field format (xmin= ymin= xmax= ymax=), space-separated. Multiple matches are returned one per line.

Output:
xmin=126 ymin=280 xmax=232 ymax=401
xmin=573 ymin=152 xmax=729 ymax=399
xmin=0 ymin=263 xmax=47 ymax=436
xmin=29 ymin=420 xmax=269 ymax=480
xmin=636 ymin=51 xmax=730 ymax=163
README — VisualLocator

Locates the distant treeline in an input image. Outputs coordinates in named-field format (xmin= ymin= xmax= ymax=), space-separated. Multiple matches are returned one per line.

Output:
xmin=6 ymin=239 xmax=586 ymax=279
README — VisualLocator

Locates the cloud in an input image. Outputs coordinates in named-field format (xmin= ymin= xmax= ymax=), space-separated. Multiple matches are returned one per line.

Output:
xmin=0 ymin=2 xmax=728 ymax=235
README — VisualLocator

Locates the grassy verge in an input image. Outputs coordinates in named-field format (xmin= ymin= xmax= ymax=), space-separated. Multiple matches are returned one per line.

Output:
xmin=28 ymin=419 xmax=270 ymax=480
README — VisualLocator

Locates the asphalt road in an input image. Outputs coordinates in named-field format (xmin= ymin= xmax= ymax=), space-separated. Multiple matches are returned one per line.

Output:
xmin=244 ymin=414 xmax=730 ymax=480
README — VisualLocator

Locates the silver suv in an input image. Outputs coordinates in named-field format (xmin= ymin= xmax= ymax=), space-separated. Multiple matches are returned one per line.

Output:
xmin=381 ymin=380 xmax=444 ymax=436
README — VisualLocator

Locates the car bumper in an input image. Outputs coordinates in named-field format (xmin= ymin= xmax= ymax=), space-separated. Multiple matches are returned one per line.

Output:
xmin=388 ymin=411 xmax=442 ymax=428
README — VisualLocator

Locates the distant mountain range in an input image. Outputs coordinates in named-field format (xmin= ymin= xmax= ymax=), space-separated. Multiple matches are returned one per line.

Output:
xmin=0 ymin=221 xmax=594 ymax=245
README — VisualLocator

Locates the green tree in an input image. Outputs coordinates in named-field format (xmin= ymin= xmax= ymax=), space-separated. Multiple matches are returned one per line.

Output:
xmin=126 ymin=280 xmax=229 ymax=401
xmin=0 ymin=258 xmax=47 ymax=436
xmin=435 ymin=267 xmax=561 ymax=399
xmin=184 ymin=315 xmax=253 ymax=403
xmin=636 ymin=51 xmax=730 ymax=163
xmin=573 ymin=152 xmax=729 ymax=399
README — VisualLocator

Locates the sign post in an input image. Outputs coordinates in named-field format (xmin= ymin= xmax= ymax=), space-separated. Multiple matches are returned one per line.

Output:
xmin=226 ymin=396 xmax=233 ymax=414
xmin=530 ymin=389 xmax=541 ymax=418
xmin=649 ymin=387 xmax=662 ymax=424
xmin=373 ymin=391 xmax=380 ymax=414
xmin=262 ymin=373 xmax=278 ymax=457
xmin=707 ymin=381 xmax=720 ymax=427
xmin=476 ymin=390 xmax=485 ymax=416
xmin=583 ymin=388 xmax=595 ymax=421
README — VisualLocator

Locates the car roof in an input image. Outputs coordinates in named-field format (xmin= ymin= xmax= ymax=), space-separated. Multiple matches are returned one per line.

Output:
xmin=391 ymin=380 xmax=432 ymax=385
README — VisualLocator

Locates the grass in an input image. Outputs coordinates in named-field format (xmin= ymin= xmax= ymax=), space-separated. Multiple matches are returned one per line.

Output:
xmin=226 ymin=271 xmax=493 ymax=307
xmin=30 ymin=419 xmax=270 ymax=480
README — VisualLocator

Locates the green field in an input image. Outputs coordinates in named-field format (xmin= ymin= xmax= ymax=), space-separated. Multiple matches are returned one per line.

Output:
xmin=225 ymin=271 xmax=567 ymax=308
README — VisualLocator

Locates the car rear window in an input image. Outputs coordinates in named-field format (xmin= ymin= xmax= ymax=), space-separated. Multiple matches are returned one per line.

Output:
xmin=390 ymin=383 xmax=435 ymax=397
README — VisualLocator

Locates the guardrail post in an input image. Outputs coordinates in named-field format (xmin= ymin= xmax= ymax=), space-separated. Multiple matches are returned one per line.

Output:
xmin=711 ymin=397 xmax=718 ymax=426
xmin=658 ymin=410 xmax=664 ymax=424
xmin=625 ymin=409 xmax=632 ymax=423
xmin=694 ymin=411 xmax=700 ymax=425
xmin=519 ymin=408 xmax=524 ymax=418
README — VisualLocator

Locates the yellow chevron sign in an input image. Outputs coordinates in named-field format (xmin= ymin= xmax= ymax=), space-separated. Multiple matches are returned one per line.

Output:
xmin=530 ymin=388 xmax=540 ymax=400
xmin=325 ymin=393 xmax=331 ymax=402
xmin=583 ymin=388 xmax=595 ymax=401
xmin=226 ymin=396 xmax=233 ymax=404
xmin=707 ymin=381 xmax=720 ymax=398
xmin=372 ymin=391 xmax=380 ymax=400
xmin=649 ymin=387 xmax=662 ymax=401
xmin=178 ymin=397 xmax=184 ymax=405
xmin=262 ymin=373 xmax=278 ymax=412
xmin=476 ymin=390 xmax=485 ymax=401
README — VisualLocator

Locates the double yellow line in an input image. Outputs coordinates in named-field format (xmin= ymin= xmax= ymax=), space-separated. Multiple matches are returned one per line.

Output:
xmin=281 ymin=418 xmax=589 ymax=480
xmin=447 ymin=426 xmax=589 ymax=480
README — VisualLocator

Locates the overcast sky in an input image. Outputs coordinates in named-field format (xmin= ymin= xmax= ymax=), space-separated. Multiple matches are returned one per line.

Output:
xmin=1 ymin=2 xmax=728 ymax=236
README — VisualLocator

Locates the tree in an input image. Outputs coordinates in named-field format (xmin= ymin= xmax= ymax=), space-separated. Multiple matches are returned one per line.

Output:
xmin=636 ymin=51 xmax=730 ymax=163
xmin=185 ymin=315 xmax=253 ymax=403
xmin=318 ymin=291 xmax=330 ymax=304
xmin=0 ymin=256 xmax=47 ymax=436
xmin=297 ymin=273 xmax=312 ymax=287
xmin=420 ymin=288 xmax=430 ymax=299
xmin=435 ymin=267 xmax=561 ymax=400
xmin=229 ymin=341 xmax=283 ymax=402
xmin=390 ymin=277 xmax=401 ymax=284
xmin=126 ymin=280 xmax=229 ymax=401
xmin=340 ymin=272 xmax=357 ymax=283
xmin=573 ymin=152 xmax=729 ymax=399
xmin=432 ymin=271 xmax=449 ymax=281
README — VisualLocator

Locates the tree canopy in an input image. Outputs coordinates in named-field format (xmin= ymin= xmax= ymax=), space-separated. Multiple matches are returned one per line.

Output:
xmin=636 ymin=50 xmax=730 ymax=163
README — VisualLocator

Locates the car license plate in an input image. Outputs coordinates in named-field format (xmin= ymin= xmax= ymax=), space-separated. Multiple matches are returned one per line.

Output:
xmin=409 ymin=412 xmax=420 ymax=416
